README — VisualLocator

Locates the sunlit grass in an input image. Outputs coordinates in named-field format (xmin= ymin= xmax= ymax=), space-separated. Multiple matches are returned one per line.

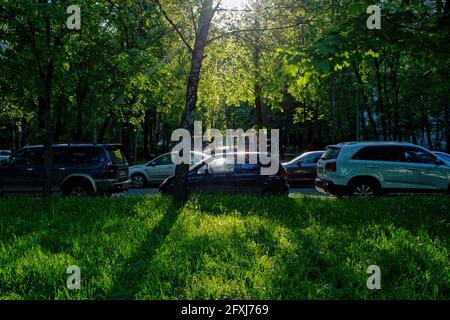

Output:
xmin=0 ymin=194 xmax=449 ymax=300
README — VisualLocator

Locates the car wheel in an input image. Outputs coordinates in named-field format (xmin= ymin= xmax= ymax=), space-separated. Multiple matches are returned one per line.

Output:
xmin=65 ymin=181 xmax=93 ymax=197
xmin=350 ymin=181 xmax=379 ymax=199
xmin=131 ymin=174 xmax=146 ymax=189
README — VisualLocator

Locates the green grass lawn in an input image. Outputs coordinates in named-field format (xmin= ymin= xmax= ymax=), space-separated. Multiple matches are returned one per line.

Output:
xmin=0 ymin=194 xmax=449 ymax=300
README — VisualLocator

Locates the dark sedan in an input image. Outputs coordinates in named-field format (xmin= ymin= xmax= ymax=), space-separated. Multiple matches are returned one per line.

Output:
xmin=160 ymin=152 xmax=289 ymax=195
xmin=282 ymin=151 xmax=324 ymax=186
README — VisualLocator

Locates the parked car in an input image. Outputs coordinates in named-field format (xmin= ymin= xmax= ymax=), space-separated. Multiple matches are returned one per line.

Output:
xmin=160 ymin=152 xmax=289 ymax=195
xmin=129 ymin=151 xmax=210 ymax=188
xmin=0 ymin=150 xmax=12 ymax=165
xmin=434 ymin=151 xmax=450 ymax=163
xmin=0 ymin=144 xmax=130 ymax=196
xmin=282 ymin=151 xmax=324 ymax=185
xmin=315 ymin=142 xmax=450 ymax=198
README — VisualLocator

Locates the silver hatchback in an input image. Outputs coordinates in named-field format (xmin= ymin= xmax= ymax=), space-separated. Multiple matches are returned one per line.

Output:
xmin=129 ymin=151 xmax=209 ymax=188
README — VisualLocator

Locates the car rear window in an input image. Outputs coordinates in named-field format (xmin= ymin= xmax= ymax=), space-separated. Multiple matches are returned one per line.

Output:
xmin=106 ymin=147 xmax=127 ymax=165
xmin=321 ymin=147 xmax=340 ymax=160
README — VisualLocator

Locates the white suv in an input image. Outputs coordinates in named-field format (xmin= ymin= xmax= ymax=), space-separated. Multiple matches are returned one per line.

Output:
xmin=315 ymin=142 xmax=450 ymax=198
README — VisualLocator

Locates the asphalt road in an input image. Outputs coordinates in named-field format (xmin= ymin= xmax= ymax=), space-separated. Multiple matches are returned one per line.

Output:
xmin=117 ymin=187 xmax=325 ymax=197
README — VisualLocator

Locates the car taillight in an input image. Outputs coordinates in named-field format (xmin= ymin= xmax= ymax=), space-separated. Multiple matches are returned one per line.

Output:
xmin=105 ymin=162 xmax=115 ymax=174
xmin=278 ymin=168 xmax=288 ymax=178
xmin=325 ymin=162 xmax=337 ymax=172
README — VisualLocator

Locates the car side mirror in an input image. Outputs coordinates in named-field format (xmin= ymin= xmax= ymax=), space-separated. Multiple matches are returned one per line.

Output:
xmin=435 ymin=159 xmax=445 ymax=166
xmin=297 ymin=162 xmax=303 ymax=167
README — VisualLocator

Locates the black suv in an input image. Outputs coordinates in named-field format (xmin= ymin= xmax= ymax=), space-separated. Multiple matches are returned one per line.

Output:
xmin=0 ymin=144 xmax=130 ymax=196
xmin=160 ymin=152 xmax=289 ymax=195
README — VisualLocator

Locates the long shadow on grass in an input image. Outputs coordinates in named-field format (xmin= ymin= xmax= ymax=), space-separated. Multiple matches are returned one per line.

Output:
xmin=105 ymin=200 xmax=182 ymax=299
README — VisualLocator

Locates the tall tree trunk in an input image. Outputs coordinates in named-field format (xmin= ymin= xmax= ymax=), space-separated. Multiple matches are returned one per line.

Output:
xmin=313 ymin=103 xmax=320 ymax=148
xmin=253 ymin=40 xmax=263 ymax=126
xmin=75 ymin=81 xmax=88 ymax=142
xmin=143 ymin=107 xmax=156 ymax=159
xmin=353 ymin=63 xmax=380 ymax=140
xmin=411 ymin=129 xmax=418 ymax=145
xmin=330 ymin=73 xmax=337 ymax=143
xmin=254 ymin=83 xmax=263 ymax=126
xmin=122 ymin=124 xmax=132 ymax=165
xmin=38 ymin=97 xmax=45 ymax=131
xmin=97 ymin=90 xmax=130 ymax=143
xmin=445 ymin=100 xmax=450 ymax=153
xmin=446 ymin=129 xmax=450 ymax=153
xmin=20 ymin=118 xmax=29 ymax=147
xmin=42 ymin=16 xmax=54 ymax=199
xmin=76 ymin=95 xmax=84 ymax=141
xmin=174 ymin=0 xmax=216 ymax=202
xmin=435 ymin=113 xmax=441 ymax=150
xmin=98 ymin=115 xmax=110 ymax=143
xmin=143 ymin=109 xmax=151 ymax=159
xmin=423 ymin=115 xmax=433 ymax=150
xmin=374 ymin=58 xmax=388 ymax=140
xmin=42 ymin=69 xmax=54 ymax=199
xmin=154 ymin=112 xmax=161 ymax=155
xmin=54 ymin=94 xmax=65 ymax=143
xmin=252 ymin=10 xmax=264 ymax=127
xmin=389 ymin=62 xmax=400 ymax=141
xmin=383 ymin=59 xmax=392 ymax=140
